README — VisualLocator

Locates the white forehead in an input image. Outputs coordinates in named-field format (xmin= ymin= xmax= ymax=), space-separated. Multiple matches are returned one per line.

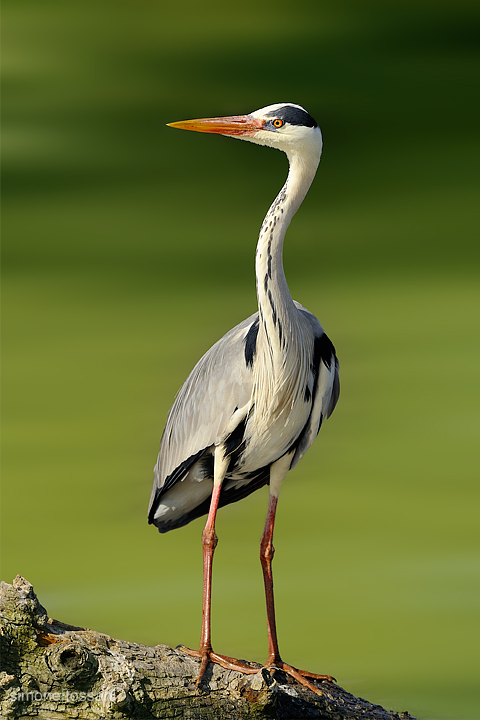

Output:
xmin=251 ymin=102 xmax=307 ymax=118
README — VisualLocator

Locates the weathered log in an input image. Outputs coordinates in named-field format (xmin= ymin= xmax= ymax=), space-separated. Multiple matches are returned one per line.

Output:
xmin=0 ymin=576 xmax=414 ymax=719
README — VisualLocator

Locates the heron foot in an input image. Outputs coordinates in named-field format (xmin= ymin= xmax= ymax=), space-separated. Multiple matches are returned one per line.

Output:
xmin=179 ymin=645 xmax=259 ymax=686
xmin=264 ymin=658 xmax=336 ymax=696
xmin=178 ymin=646 xmax=334 ymax=695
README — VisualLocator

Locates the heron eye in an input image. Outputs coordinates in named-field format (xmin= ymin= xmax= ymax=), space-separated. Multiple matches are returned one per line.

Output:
xmin=273 ymin=119 xmax=284 ymax=128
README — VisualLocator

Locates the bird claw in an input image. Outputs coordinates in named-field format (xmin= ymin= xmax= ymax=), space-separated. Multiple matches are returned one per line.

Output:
xmin=265 ymin=659 xmax=336 ymax=696
xmin=178 ymin=645 xmax=259 ymax=685
xmin=178 ymin=645 xmax=334 ymax=695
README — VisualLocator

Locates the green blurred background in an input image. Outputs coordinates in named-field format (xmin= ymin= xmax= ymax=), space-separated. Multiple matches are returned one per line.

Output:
xmin=2 ymin=1 xmax=479 ymax=717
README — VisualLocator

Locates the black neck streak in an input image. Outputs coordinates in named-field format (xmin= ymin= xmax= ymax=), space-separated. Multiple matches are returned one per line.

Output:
xmin=256 ymin=182 xmax=293 ymax=357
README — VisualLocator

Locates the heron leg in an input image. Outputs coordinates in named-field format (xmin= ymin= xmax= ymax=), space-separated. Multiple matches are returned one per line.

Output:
xmin=260 ymin=455 xmax=335 ymax=696
xmin=181 ymin=445 xmax=259 ymax=683
xmin=260 ymin=454 xmax=289 ymax=667
xmin=182 ymin=451 xmax=334 ymax=693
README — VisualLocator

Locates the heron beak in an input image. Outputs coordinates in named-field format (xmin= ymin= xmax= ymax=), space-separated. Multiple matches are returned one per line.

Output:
xmin=167 ymin=114 xmax=263 ymax=137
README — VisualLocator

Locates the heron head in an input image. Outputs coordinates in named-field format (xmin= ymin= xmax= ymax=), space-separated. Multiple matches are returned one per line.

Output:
xmin=167 ymin=103 xmax=322 ymax=162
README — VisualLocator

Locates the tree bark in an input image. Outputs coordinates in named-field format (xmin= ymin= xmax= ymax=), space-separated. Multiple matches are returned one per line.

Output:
xmin=0 ymin=576 xmax=415 ymax=719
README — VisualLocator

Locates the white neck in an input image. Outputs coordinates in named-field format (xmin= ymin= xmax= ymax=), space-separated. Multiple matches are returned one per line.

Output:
xmin=255 ymin=146 xmax=321 ymax=346
xmin=247 ymin=142 xmax=322 ymax=457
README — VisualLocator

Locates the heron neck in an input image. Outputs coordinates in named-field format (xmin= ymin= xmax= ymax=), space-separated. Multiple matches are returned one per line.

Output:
xmin=255 ymin=151 xmax=319 ymax=342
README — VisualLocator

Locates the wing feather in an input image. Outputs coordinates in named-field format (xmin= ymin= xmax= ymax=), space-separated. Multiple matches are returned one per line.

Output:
xmin=148 ymin=312 xmax=258 ymax=515
xmin=148 ymin=302 xmax=340 ymax=527
xmin=290 ymin=308 xmax=340 ymax=468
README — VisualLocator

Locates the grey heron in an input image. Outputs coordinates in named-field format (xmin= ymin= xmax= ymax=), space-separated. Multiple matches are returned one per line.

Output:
xmin=148 ymin=103 xmax=340 ymax=694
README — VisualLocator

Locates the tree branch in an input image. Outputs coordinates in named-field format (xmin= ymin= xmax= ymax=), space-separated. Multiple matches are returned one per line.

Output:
xmin=0 ymin=576 xmax=415 ymax=719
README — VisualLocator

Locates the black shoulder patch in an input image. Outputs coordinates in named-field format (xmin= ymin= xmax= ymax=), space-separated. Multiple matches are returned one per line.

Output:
xmin=265 ymin=105 xmax=317 ymax=128
xmin=286 ymin=332 xmax=339 ymax=467
xmin=244 ymin=318 xmax=259 ymax=368
xmin=315 ymin=332 xmax=336 ymax=370
xmin=314 ymin=332 xmax=340 ymax=419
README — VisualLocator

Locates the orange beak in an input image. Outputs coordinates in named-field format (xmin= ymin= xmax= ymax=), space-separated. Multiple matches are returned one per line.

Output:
xmin=167 ymin=114 xmax=264 ymax=137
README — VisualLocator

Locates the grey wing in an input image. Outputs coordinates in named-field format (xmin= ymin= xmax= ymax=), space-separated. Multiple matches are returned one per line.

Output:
xmin=148 ymin=312 xmax=258 ymax=517
xmin=290 ymin=303 xmax=340 ymax=469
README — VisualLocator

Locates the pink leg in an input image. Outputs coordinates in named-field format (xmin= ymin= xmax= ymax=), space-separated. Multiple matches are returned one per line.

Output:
xmin=260 ymin=485 xmax=335 ymax=696
xmin=181 ymin=455 xmax=258 ymax=682
xmin=196 ymin=481 xmax=221 ymax=680
xmin=181 ymin=453 xmax=335 ymax=693
xmin=260 ymin=491 xmax=281 ymax=665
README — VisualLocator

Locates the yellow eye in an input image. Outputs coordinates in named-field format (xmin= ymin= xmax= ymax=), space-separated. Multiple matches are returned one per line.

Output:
xmin=273 ymin=119 xmax=283 ymax=128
